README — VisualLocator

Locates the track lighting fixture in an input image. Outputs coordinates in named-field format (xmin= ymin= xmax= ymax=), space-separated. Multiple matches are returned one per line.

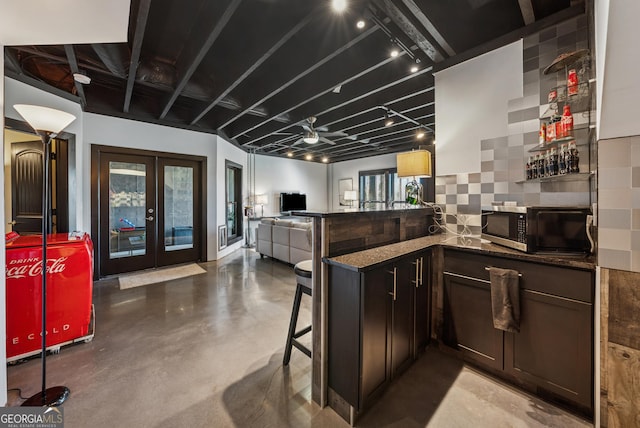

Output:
xmin=287 ymin=152 xmax=293 ymax=157
xmin=410 ymin=65 xmax=419 ymax=73
xmin=384 ymin=111 xmax=395 ymax=127
xmin=322 ymin=157 xmax=329 ymax=163
xmin=356 ymin=20 xmax=365 ymax=29
xmin=416 ymin=129 xmax=425 ymax=139
xmin=390 ymin=49 xmax=399 ymax=58
xmin=305 ymin=154 xmax=313 ymax=161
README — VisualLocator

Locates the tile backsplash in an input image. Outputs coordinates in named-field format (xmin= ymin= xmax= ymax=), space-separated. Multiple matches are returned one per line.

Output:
xmin=435 ymin=15 xmax=596 ymax=237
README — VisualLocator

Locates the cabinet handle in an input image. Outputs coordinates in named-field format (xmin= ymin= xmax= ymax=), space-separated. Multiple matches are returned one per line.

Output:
xmin=419 ymin=257 xmax=424 ymax=286
xmin=387 ymin=267 xmax=397 ymax=300
xmin=414 ymin=259 xmax=420 ymax=288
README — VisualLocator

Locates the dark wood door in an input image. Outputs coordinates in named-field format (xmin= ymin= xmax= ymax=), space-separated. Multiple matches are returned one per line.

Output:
xmin=11 ymin=141 xmax=45 ymax=234
xmin=157 ymin=158 xmax=202 ymax=266
xmin=11 ymin=139 xmax=69 ymax=234
xmin=443 ymin=273 xmax=504 ymax=370
xmin=390 ymin=258 xmax=414 ymax=377
xmin=504 ymin=289 xmax=593 ymax=409
xmin=360 ymin=265 xmax=392 ymax=409
xmin=414 ymin=252 xmax=431 ymax=355
xmin=99 ymin=153 xmax=157 ymax=275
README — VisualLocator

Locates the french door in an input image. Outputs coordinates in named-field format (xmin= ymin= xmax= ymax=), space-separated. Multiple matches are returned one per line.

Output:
xmin=96 ymin=150 xmax=203 ymax=276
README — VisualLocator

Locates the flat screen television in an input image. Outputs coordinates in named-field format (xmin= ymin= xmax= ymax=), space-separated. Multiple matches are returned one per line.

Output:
xmin=280 ymin=193 xmax=307 ymax=212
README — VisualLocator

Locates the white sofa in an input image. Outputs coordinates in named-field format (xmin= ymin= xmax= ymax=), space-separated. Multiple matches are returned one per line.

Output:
xmin=256 ymin=218 xmax=312 ymax=265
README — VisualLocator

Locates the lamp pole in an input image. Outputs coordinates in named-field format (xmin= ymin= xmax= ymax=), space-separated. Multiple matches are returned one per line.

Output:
xmin=14 ymin=105 xmax=75 ymax=407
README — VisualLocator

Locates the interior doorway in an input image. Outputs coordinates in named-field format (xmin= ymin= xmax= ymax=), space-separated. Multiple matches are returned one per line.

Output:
xmin=5 ymin=125 xmax=71 ymax=235
xmin=92 ymin=146 xmax=206 ymax=277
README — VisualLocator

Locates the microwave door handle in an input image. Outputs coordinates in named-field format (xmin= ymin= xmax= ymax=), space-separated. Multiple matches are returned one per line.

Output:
xmin=586 ymin=215 xmax=595 ymax=254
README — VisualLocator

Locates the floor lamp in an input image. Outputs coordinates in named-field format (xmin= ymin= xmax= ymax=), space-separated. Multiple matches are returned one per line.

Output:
xmin=14 ymin=104 xmax=76 ymax=407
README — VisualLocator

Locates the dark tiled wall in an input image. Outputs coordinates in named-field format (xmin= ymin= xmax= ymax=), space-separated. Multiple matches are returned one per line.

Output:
xmin=435 ymin=15 xmax=595 ymax=235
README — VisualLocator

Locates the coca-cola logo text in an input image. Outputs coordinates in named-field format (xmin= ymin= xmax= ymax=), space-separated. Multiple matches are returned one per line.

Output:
xmin=6 ymin=257 xmax=68 ymax=279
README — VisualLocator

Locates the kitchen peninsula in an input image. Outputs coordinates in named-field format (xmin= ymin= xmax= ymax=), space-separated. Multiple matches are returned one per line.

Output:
xmin=292 ymin=207 xmax=436 ymax=407
xmin=323 ymin=233 xmax=595 ymax=425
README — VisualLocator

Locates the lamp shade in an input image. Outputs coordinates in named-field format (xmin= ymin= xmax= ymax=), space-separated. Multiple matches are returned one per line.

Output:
xmin=13 ymin=104 xmax=76 ymax=134
xmin=255 ymin=194 xmax=268 ymax=205
xmin=343 ymin=190 xmax=358 ymax=201
xmin=396 ymin=149 xmax=432 ymax=178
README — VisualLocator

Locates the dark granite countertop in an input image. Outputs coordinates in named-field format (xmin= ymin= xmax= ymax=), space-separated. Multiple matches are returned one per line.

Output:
xmin=293 ymin=206 xmax=434 ymax=218
xmin=323 ymin=234 xmax=596 ymax=272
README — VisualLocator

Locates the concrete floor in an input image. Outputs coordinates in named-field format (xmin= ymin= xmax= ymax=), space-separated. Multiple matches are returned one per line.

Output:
xmin=7 ymin=249 xmax=593 ymax=427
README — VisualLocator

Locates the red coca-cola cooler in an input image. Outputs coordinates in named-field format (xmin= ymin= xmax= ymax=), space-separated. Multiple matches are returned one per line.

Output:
xmin=5 ymin=232 xmax=94 ymax=361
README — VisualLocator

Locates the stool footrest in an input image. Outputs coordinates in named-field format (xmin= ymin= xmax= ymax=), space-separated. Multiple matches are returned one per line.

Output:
xmin=292 ymin=339 xmax=312 ymax=358
xmin=293 ymin=325 xmax=311 ymax=339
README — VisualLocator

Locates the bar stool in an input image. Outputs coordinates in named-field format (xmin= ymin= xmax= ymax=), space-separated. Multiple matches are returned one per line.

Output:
xmin=283 ymin=260 xmax=312 ymax=365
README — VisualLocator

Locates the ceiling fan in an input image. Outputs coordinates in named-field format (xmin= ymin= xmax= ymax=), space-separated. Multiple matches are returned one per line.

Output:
xmin=278 ymin=116 xmax=348 ymax=146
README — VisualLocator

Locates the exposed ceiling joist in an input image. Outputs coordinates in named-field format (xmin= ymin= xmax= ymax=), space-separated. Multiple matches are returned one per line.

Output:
xmin=234 ymin=52 xmax=403 ymax=141
xmin=374 ymin=0 xmax=445 ymax=62
xmin=159 ymin=0 xmax=243 ymax=119
xmin=124 ymin=0 xmax=152 ymax=113
xmin=64 ymin=45 xmax=87 ymax=108
xmin=218 ymin=25 xmax=380 ymax=130
xmin=400 ymin=0 xmax=456 ymax=57
xmin=190 ymin=12 xmax=315 ymax=126
xmin=518 ymin=0 xmax=536 ymax=25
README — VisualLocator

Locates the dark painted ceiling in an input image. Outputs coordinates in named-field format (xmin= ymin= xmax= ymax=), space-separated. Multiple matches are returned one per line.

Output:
xmin=4 ymin=0 xmax=584 ymax=163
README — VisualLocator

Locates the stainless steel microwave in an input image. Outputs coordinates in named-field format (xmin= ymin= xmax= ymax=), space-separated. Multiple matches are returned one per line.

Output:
xmin=481 ymin=206 xmax=593 ymax=254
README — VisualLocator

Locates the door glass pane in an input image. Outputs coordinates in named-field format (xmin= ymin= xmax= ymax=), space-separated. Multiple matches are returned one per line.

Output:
xmin=164 ymin=166 xmax=194 ymax=251
xmin=109 ymin=161 xmax=147 ymax=259
xmin=360 ymin=172 xmax=386 ymax=210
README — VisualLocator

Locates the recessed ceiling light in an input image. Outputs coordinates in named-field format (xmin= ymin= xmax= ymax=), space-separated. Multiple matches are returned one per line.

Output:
xmin=356 ymin=20 xmax=365 ymax=29
xmin=322 ymin=157 xmax=329 ymax=163
xmin=332 ymin=0 xmax=347 ymax=12
xmin=390 ymin=49 xmax=399 ymax=58
xmin=410 ymin=65 xmax=419 ymax=73
xmin=73 ymin=73 xmax=91 ymax=84
xmin=287 ymin=152 xmax=293 ymax=157
xmin=305 ymin=154 xmax=313 ymax=161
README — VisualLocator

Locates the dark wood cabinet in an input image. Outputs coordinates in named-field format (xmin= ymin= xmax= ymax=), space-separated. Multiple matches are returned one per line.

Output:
xmin=414 ymin=252 xmax=431 ymax=355
xmin=443 ymin=273 xmax=504 ymax=370
xmin=442 ymin=249 xmax=594 ymax=413
xmin=504 ymin=288 xmax=593 ymax=409
xmin=327 ymin=250 xmax=432 ymax=418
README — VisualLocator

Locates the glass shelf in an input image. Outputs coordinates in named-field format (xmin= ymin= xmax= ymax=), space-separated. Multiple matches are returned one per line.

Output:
xmin=516 ymin=172 xmax=593 ymax=184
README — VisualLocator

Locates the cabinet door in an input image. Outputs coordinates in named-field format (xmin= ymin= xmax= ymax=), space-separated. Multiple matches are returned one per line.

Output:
xmin=360 ymin=265 xmax=392 ymax=408
xmin=504 ymin=289 xmax=592 ymax=409
xmin=414 ymin=252 xmax=431 ymax=355
xmin=390 ymin=258 xmax=415 ymax=376
xmin=443 ymin=273 xmax=504 ymax=370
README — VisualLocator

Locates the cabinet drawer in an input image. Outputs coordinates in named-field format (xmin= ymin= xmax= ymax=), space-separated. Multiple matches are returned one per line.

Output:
xmin=443 ymin=249 xmax=594 ymax=303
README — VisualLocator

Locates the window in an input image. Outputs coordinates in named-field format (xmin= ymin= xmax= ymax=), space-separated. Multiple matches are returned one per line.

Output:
xmin=225 ymin=161 xmax=243 ymax=245
xmin=358 ymin=168 xmax=410 ymax=209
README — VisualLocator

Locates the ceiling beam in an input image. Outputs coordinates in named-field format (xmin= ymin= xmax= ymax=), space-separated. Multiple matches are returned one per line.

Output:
xmin=4 ymin=50 xmax=22 ymax=75
xmin=190 ymin=12 xmax=315 ymax=126
xmin=91 ymin=44 xmax=128 ymax=78
xmin=251 ymin=84 xmax=434 ymax=149
xmin=517 ymin=0 xmax=536 ymax=25
xmin=374 ymin=0 xmax=445 ymax=62
xmin=64 ymin=45 xmax=87 ymax=108
xmin=232 ymin=50 xmax=408 ymax=141
xmin=399 ymin=0 xmax=456 ymax=57
xmin=159 ymin=0 xmax=243 ymax=119
xmin=124 ymin=0 xmax=152 ymax=113
xmin=239 ymin=66 xmax=432 ymax=148
xmin=218 ymin=25 xmax=380 ymax=130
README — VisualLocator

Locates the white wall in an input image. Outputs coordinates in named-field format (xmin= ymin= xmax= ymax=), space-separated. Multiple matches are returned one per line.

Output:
xmin=434 ymin=41 xmax=523 ymax=175
xmin=254 ymin=154 xmax=328 ymax=216
xmin=595 ymin=0 xmax=640 ymax=140
xmin=328 ymin=153 xmax=398 ymax=210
